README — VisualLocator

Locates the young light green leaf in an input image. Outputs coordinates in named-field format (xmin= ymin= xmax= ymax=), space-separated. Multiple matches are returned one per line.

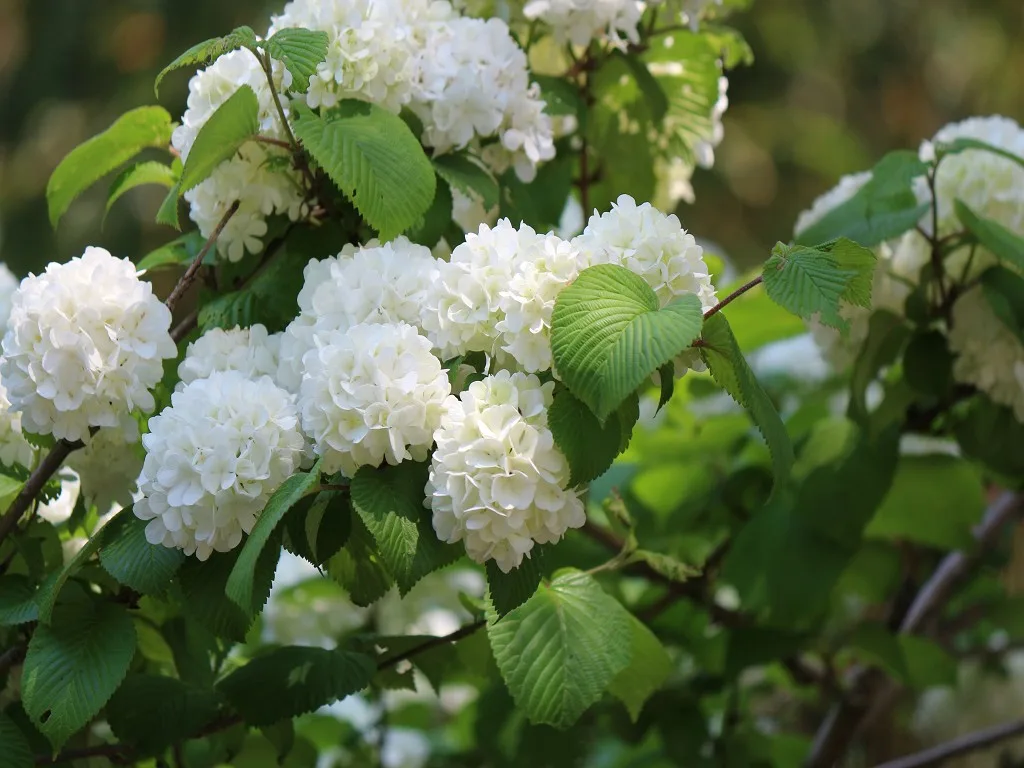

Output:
xmin=0 ymin=714 xmax=32 ymax=768
xmin=938 ymin=137 xmax=1024 ymax=171
xmin=292 ymin=101 xmax=435 ymax=240
xmin=763 ymin=240 xmax=875 ymax=330
xmin=700 ymin=313 xmax=793 ymax=489
xmin=614 ymin=52 xmax=668 ymax=124
xmin=218 ymin=647 xmax=374 ymax=726
xmin=487 ymin=569 xmax=633 ymax=729
xmin=105 ymin=160 xmax=178 ymax=221
xmin=107 ymin=675 xmax=222 ymax=754
xmin=351 ymin=461 xmax=462 ymax=595
xmin=179 ymin=85 xmax=260 ymax=194
xmin=954 ymin=200 xmax=1024 ymax=273
xmin=550 ymin=264 xmax=704 ymax=423
xmin=486 ymin=545 xmax=548 ymax=619
xmin=226 ymin=461 xmax=322 ymax=612
xmin=47 ymin=106 xmax=174 ymax=227
xmin=155 ymin=181 xmax=182 ymax=229
xmin=136 ymin=231 xmax=205 ymax=272
xmin=266 ymin=28 xmax=330 ymax=93
xmin=155 ymin=26 xmax=259 ymax=96
xmin=548 ymin=388 xmax=638 ymax=487
xmin=99 ymin=512 xmax=185 ymax=594
xmin=608 ymin=615 xmax=672 ymax=721
xmin=22 ymin=600 xmax=136 ymax=749
xmin=432 ymin=152 xmax=499 ymax=210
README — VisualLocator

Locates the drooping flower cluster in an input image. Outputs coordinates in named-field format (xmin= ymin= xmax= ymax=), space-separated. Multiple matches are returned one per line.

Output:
xmin=428 ymin=371 xmax=585 ymax=572
xmin=172 ymin=50 xmax=307 ymax=263
xmin=0 ymin=247 xmax=176 ymax=442
xmin=135 ymin=371 xmax=306 ymax=560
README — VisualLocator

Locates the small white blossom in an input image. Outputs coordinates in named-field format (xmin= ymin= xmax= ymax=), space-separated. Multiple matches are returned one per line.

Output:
xmin=179 ymin=324 xmax=281 ymax=388
xmin=427 ymin=370 xmax=584 ymax=572
xmin=0 ymin=247 xmax=176 ymax=442
xmin=949 ymin=286 xmax=1024 ymax=423
xmin=299 ymin=322 xmax=450 ymax=477
xmin=66 ymin=430 xmax=144 ymax=514
xmin=135 ymin=371 xmax=306 ymax=559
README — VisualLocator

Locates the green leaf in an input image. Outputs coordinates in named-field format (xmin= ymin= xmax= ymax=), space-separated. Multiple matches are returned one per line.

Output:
xmin=293 ymin=101 xmax=435 ymax=241
xmin=0 ymin=575 xmax=38 ymax=626
xmin=218 ymin=647 xmax=374 ymax=726
xmin=629 ymin=550 xmax=698 ymax=583
xmin=866 ymin=455 xmax=986 ymax=550
xmin=700 ymin=313 xmax=794 ymax=489
xmin=613 ymin=52 xmax=668 ymax=124
xmin=548 ymin=388 xmax=638 ymax=487
xmin=954 ymin=397 xmax=1024 ymax=480
xmin=326 ymin=513 xmax=394 ymax=606
xmin=156 ymin=182 xmax=182 ymax=229
xmin=266 ymin=28 xmax=330 ymax=92
xmin=531 ymin=75 xmax=584 ymax=119
xmin=405 ymin=179 xmax=453 ymax=248
xmin=432 ymin=152 xmax=499 ymax=211
xmin=99 ymin=512 xmax=186 ymax=594
xmin=155 ymin=26 xmax=259 ymax=96
xmin=22 ymin=600 xmax=136 ymax=749
xmin=179 ymin=85 xmax=260 ymax=194
xmin=486 ymin=545 xmax=548 ymax=619
xmin=979 ymin=266 xmax=1024 ymax=345
xmin=105 ymin=160 xmax=177 ymax=220
xmin=846 ymin=625 xmax=956 ymax=690
xmin=47 ymin=106 xmax=174 ymax=227
xmin=939 ymin=137 xmax=1024 ymax=171
xmin=179 ymin=547 xmax=279 ymax=641
xmin=487 ymin=569 xmax=633 ymax=729
xmin=351 ymin=461 xmax=461 ymax=595
xmin=551 ymin=264 xmax=704 ymax=423
xmin=848 ymin=310 xmax=910 ymax=423
xmin=226 ymin=461 xmax=321 ymax=612
xmin=954 ymin=200 xmax=1024 ymax=273
xmin=284 ymin=490 xmax=351 ymax=566
xmin=0 ymin=714 xmax=32 ymax=768
xmin=796 ymin=151 xmax=930 ymax=247
xmin=607 ymin=615 xmax=672 ymax=721
xmin=137 ymin=231 xmax=205 ymax=273
xmin=107 ymin=675 xmax=222 ymax=754
xmin=762 ymin=240 xmax=876 ymax=330
xmin=498 ymin=150 xmax=574 ymax=232
xmin=34 ymin=514 xmax=113 ymax=624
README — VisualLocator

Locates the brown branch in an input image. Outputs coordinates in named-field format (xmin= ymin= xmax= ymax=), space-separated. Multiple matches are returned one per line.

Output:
xmin=0 ymin=439 xmax=82 ymax=546
xmin=377 ymin=620 xmax=486 ymax=671
xmin=703 ymin=275 xmax=763 ymax=320
xmin=170 ymin=310 xmax=198 ymax=343
xmin=872 ymin=719 xmax=1024 ymax=768
xmin=252 ymin=134 xmax=293 ymax=149
xmin=805 ymin=492 xmax=1024 ymax=768
xmin=164 ymin=200 xmax=240 ymax=314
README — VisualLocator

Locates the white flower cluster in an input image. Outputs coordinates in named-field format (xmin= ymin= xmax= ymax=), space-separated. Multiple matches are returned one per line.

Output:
xmin=178 ymin=324 xmax=281 ymax=388
xmin=66 ymin=430 xmax=144 ymax=514
xmin=0 ymin=264 xmax=19 ymax=339
xmin=0 ymin=382 xmax=35 ymax=471
xmin=269 ymin=0 xmax=554 ymax=182
xmin=428 ymin=370 xmax=584 ymax=572
xmin=172 ymin=50 xmax=307 ymax=262
xmin=523 ymin=0 xmax=645 ymax=49
xmin=135 ymin=371 xmax=306 ymax=560
xmin=0 ymin=247 xmax=175 ymax=442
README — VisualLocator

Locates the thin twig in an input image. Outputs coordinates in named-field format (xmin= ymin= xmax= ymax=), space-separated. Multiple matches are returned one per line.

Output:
xmin=164 ymin=201 xmax=239 ymax=313
xmin=872 ymin=719 xmax=1024 ymax=768
xmin=35 ymin=744 xmax=131 ymax=766
xmin=0 ymin=440 xmax=82 ymax=546
xmin=170 ymin=309 xmax=198 ymax=343
xmin=805 ymin=492 xmax=1024 ymax=767
xmin=703 ymin=275 xmax=763 ymax=320
xmin=376 ymin=620 xmax=486 ymax=671
xmin=252 ymin=134 xmax=293 ymax=149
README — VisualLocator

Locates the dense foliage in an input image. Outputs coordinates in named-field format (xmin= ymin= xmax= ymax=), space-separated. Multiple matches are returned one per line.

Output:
xmin=1 ymin=1 xmax=1023 ymax=767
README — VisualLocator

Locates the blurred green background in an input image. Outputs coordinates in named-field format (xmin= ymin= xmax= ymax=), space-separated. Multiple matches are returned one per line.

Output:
xmin=0 ymin=0 xmax=1021 ymax=274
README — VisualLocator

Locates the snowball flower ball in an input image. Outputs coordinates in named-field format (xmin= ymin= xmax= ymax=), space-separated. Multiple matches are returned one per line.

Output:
xmin=178 ymin=324 xmax=281 ymax=388
xmin=523 ymin=0 xmax=645 ymax=47
xmin=135 ymin=371 xmax=306 ymax=559
xmin=66 ymin=430 xmax=144 ymax=514
xmin=574 ymin=195 xmax=718 ymax=311
xmin=299 ymin=322 xmax=450 ymax=477
xmin=0 ymin=382 xmax=35 ymax=470
xmin=0 ymin=247 xmax=176 ymax=442
xmin=427 ymin=370 xmax=584 ymax=573
xmin=949 ymin=287 xmax=1024 ymax=423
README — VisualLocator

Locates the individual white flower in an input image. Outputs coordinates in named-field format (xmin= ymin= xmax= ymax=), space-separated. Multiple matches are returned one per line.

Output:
xmin=277 ymin=238 xmax=440 ymax=391
xmin=65 ymin=430 xmax=143 ymax=514
xmin=523 ymin=0 xmax=645 ymax=47
xmin=135 ymin=371 xmax=306 ymax=559
xmin=299 ymin=322 xmax=450 ymax=477
xmin=0 ymin=247 xmax=176 ymax=442
xmin=427 ymin=370 xmax=584 ymax=572
xmin=949 ymin=286 xmax=1024 ymax=423
xmin=172 ymin=50 xmax=306 ymax=262
xmin=0 ymin=382 xmax=35 ymax=470
xmin=0 ymin=263 xmax=20 ymax=337
xmin=178 ymin=324 xmax=281 ymax=388
xmin=496 ymin=231 xmax=584 ymax=372
xmin=574 ymin=194 xmax=718 ymax=310
xmin=421 ymin=219 xmax=524 ymax=361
